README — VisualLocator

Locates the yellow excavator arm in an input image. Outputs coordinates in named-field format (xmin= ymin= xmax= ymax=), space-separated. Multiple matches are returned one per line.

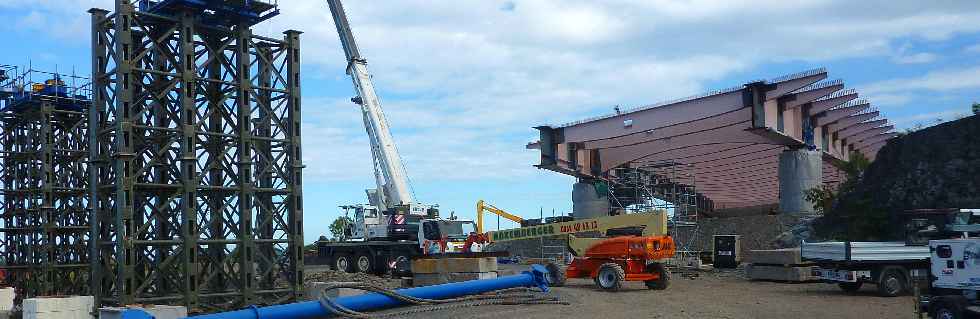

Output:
xmin=476 ymin=199 xmax=525 ymax=233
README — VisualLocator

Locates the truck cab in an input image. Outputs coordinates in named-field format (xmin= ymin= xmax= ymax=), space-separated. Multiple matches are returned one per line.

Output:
xmin=917 ymin=209 xmax=980 ymax=319
xmin=420 ymin=218 xmax=478 ymax=253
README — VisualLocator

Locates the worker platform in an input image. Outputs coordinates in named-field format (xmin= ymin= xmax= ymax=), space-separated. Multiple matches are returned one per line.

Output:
xmin=136 ymin=0 xmax=280 ymax=26
xmin=0 ymin=65 xmax=90 ymax=113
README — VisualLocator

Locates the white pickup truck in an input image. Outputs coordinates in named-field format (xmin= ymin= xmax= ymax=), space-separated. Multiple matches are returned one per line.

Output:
xmin=802 ymin=240 xmax=930 ymax=297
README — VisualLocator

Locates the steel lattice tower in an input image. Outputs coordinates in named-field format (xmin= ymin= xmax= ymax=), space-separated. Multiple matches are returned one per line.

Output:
xmin=0 ymin=65 xmax=92 ymax=301
xmin=89 ymin=0 xmax=304 ymax=310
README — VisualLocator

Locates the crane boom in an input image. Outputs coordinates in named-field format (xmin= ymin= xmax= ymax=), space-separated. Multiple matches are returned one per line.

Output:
xmin=327 ymin=0 xmax=414 ymax=210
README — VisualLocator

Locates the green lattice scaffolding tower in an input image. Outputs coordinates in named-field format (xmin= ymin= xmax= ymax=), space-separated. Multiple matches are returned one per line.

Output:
xmin=0 ymin=65 xmax=92 ymax=303
xmin=89 ymin=0 xmax=304 ymax=311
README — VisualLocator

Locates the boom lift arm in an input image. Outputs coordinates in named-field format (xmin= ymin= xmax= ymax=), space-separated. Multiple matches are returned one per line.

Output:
xmin=476 ymin=200 xmax=525 ymax=233
xmin=465 ymin=210 xmax=668 ymax=255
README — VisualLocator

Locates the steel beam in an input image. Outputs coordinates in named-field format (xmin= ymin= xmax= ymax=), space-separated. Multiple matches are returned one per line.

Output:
xmin=836 ymin=119 xmax=887 ymax=140
xmin=814 ymin=103 xmax=870 ymax=126
xmin=849 ymin=126 xmax=894 ymax=145
xmin=808 ymin=90 xmax=858 ymax=114
xmin=782 ymin=80 xmax=843 ymax=109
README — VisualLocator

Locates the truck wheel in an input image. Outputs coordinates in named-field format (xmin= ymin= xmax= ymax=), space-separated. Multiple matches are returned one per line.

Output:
xmin=595 ymin=263 xmax=625 ymax=291
xmin=876 ymin=266 xmax=906 ymax=297
xmin=544 ymin=262 xmax=566 ymax=287
xmin=389 ymin=251 xmax=412 ymax=276
xmin=838 ymin=282 xmax=862 ymax=293
xmin=644 ymin=263 xmax=670 ymax=290
xmin=932 ymin=299 xmax=964 ymax=319
xmin=355 ymin=252 xmax=374 ymax=273
xmin=335 ymin=254 xmax=354 ymax=273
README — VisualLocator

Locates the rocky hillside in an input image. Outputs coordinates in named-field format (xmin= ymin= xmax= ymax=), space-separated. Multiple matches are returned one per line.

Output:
xmin=816 ymin=115 xmax=980 ymax=240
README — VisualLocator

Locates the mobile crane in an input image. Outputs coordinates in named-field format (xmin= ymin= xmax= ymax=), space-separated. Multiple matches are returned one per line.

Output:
xmin=317 ymin=0 xmax=476 ymax=274
xmin=465 ymin=211 xmax=675 ymax=291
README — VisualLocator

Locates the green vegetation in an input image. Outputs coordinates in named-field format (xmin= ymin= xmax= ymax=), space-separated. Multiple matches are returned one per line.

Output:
xmin=330 ymin=216 xmax=354 ymax=241
xmin=807 ymin=152 xmax=889 ymax=240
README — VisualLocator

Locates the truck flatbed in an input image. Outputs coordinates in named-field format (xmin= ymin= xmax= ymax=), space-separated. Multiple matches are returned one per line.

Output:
xmin=802 ymin=241 xmax=930 ymax=263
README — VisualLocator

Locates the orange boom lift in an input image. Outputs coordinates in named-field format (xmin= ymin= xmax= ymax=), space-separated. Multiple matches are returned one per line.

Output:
xmin=465 ymin=207 xmax=675 ymax=291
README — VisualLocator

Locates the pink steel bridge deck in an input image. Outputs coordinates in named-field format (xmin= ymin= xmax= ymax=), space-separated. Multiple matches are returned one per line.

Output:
xmin=530 ymin=68 xmax=894 ymax=211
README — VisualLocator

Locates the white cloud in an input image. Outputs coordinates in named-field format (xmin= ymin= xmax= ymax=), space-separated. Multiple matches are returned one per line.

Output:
xmin=891 ymin=52 xmax=938 ymax=64
xmin=5 ymin=0 xmax=980 ymax=184
xmin=863 ymin=66 xmax=980 ymax=95
xmin=966 ymin=43 xmax=980 ymax=53
xmin=866 ymin=93 xmax=914 ymax=107
xmin=891 ymin=110 xmax=970 ymax=127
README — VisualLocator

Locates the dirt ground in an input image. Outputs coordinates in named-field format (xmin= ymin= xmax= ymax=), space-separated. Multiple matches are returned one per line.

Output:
xmin=304 ymin=264 xmax=919 ymax=319
xmin=420 ymin=267 xmax=918 ymax=319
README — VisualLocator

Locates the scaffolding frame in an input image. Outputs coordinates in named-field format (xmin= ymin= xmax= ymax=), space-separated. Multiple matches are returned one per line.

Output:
xmin=606 ymin=160 xmax=710 ymax=261
xmin=89 ymin=0 xmax=303 ymax=310
xmin=0 ymin=65 xmax=92 ymax=301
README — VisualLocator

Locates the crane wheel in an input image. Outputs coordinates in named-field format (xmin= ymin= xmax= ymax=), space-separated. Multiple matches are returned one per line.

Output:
xmin=335 ymin=254 xmax=355 ymax=273
xmin=595 ymin=263 xmax=625 ymax=291
xmin=389 ymin=251 xmax=412 ymax=276
xmin=355 ymin=252 xmax=374 ymax=273
xmin=644 ymin=263 xmax=670 ymax=290
xmin=544 ymin=262 xmax=566 ymax=287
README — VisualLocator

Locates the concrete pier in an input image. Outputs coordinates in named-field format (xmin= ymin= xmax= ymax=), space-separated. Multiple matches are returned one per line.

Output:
xmin=778 ymin=149 xmax=822 ymax=214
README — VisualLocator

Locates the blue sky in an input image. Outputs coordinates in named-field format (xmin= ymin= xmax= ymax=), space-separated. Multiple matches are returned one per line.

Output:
xmin=2 ymin=1 xmax=978 ymax=243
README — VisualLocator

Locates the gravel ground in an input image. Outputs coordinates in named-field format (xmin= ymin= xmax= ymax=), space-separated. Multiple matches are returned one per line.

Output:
xmin=305 ymin=264 xmax=402 ymax=289
xmin=418 ymin=266 xmax=916 ymax=319
xmin=305 ymin=264 xmax=919 ymax=319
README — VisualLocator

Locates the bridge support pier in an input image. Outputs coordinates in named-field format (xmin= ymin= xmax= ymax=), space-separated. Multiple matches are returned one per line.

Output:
xmin=572 ymin=182 xmax=610 ymax=219
xmin=778 ymin=149 xmax=822 ymax=214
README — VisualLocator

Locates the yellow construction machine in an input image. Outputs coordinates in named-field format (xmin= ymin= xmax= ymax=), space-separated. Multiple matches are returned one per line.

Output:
xmin=464 ymin=208 xmax=674 ymax=291
xmin=475 ymin=199 xmax=526 ymax=233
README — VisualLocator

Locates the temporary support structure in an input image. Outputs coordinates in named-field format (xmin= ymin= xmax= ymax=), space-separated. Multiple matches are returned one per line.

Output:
xmin=0 ymin=65 xmax=91 ymax=301
xmin=89 ymin=0 xmax=304 ymax=310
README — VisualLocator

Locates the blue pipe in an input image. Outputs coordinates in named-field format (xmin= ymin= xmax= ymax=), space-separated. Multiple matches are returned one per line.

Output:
xmin=178 ymin=264 xmax=549 ymax=319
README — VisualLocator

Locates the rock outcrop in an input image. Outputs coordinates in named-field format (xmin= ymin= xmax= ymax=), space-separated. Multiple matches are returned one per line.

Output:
xmin=817 ymin=115 xmax=980 ymax=240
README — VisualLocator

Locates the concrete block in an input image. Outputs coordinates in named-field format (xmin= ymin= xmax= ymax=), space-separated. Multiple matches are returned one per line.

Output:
xmin=0 ymin=288 xmax=15 ymax=311
xmin=745 ymin=264 xmax=814 ymax=282
xmin=411 ymin=257 xmax=498 ymax=274
xmin=28 ymin=311 xmax=92 ymax=319
xmin=413 ymin=272 xmax=497 ymax=287
xmin=24 ymin=296 xmax=94 ymax=319
xmin=744 ymin=248 xmax=805 ymax=265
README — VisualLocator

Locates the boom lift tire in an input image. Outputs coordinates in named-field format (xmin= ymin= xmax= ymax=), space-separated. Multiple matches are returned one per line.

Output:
xmin=335 ymin=254 xmax=355 ymax=273
xmin=544 ymin=262 xmax=566 ymax=287
xmin=838 ymin=282 xmax=863 ymax=293
xmin=595 ymin=263 xmax=625 ymax=291
xmin=876 ymin=266 xmax=907 ymax=297
xmin=644 ymin=263 xmax=670 ymax=290
xmin=355 ymin=252 xmax=374 ymax=273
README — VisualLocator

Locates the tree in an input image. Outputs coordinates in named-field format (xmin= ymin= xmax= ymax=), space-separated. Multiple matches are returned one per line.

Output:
xmin=973 ymin=102 xmax=979 ymax=115
xmin=329 ymin=216 xmax=353 ymax=241
xmin=805 ymin=151 xmax=870 ymax=214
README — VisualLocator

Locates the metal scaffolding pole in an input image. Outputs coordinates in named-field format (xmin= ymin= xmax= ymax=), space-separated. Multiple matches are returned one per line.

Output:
xmin=89 ymin=0 xmax=303 ymax=310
